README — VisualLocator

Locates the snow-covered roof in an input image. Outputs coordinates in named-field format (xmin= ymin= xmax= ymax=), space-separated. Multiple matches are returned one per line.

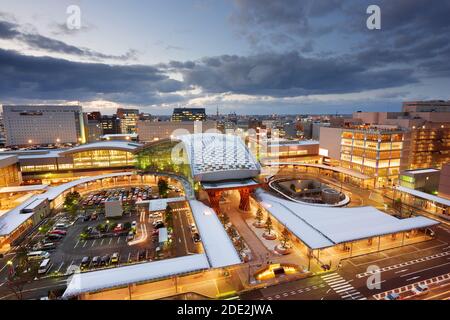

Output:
xmin=188 ymin=200 xmax=242 ymax=268
xmin=180 ymin=133 xmax=260 ymax=182
xmin=256 ymin=189 xmax=439 ymax=249
xmin=395 ymin=186 xmax=450 ymax=207
xmin=62 ymin=254 xmax=210 ymax=298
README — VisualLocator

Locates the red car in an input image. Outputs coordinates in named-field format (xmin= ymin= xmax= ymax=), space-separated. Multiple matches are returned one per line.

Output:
xmin=49 ymin=229 xmax=66 ymax=236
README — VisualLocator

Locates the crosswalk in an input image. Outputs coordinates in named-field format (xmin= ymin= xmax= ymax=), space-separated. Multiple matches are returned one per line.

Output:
xmin=321 ymin=273 xmax=367 ymax=300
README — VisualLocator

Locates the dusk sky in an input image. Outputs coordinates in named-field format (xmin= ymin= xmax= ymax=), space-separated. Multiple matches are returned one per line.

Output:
xmin=1 ymin=0 xmax=450 ymax=115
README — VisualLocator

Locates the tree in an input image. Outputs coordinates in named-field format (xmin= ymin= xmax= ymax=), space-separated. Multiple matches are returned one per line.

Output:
xmin=158 ymin=179 xmax=169 ymax=198
xmin=290 ymin=184 xmax=296 ymax=192
xmin=165 ymin=204 xmax=173 ymax=227
xmin=281 ymin=227 xmax=291 ymax=249
xmin=255 ymin=208 xmax=263 ymax=225
xmin=5 ymin=246 xmax=35 ymax=300
xmin=64 ymin=191 xmax=81 ymax=217
xmin=265 ymin=216 xmax=273 ymax=235
xmin=235 ymin=237 xmax=246 ymax=255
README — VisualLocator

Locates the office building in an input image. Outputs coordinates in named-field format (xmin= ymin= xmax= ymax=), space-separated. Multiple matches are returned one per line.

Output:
xmin=3 ymin=105 xmax=85 ymax=146
xmin=117 ymin=108 xmax=140 ymax=134
xmin=100 ymin=115 xmax=121 ymax=135
xmin=136 ymin=120 xmax=216 ymax=142
xmin=172 ymin=108 xmax=206 ymax=122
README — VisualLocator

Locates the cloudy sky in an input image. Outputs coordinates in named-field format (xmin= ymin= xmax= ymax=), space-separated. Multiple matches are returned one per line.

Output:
xmin=1 ymin=0 xmax=449 ymax=115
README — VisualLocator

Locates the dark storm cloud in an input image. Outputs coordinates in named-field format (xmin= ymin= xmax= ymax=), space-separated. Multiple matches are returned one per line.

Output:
xmin=0 ymin=48 xmax=185 ymax=104
xmin=0 ymin=18 xmax=138 ymax=61
xmin=170 ymin=51 xmax=416 ymax=96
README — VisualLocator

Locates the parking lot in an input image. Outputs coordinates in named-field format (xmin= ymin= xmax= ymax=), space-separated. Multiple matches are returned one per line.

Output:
xmin=22 ymin=182 xmax=202 ymax=278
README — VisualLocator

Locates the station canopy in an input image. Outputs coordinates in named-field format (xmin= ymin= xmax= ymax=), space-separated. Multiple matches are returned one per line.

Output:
xmin=255 ymin=189 xmax=439 ymax=250
xmin=179 ymin=133 xmax=260 ymax=182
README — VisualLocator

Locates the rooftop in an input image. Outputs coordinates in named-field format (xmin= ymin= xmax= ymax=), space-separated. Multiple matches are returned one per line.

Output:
xmin=395 ymin=186 xmax=450 ymax=207
xmin=180 ymin=133 xmax=260 ymax=182
xmin=256 ymin=189 xmax=439 ymax=249
xmin=62 ymin=254 xmax=210 ymax=298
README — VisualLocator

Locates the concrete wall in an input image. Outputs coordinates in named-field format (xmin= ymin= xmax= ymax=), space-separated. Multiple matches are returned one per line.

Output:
xmin=319 ymin=127 xmax=343 ymax=160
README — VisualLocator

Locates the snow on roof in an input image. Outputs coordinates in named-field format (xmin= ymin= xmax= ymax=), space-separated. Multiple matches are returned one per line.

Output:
xmin=256 ymin=189 xmax=439 ymax=249
xmin=63 ymin=254 xmax=210 ymax=298
xmin=180 ymin=133 xmax=260 ymax=182
xmin=0 ymin=184 xmax=49 ymax=193
xmin=188 ymin=200 xmax=242 ymax=268
xmin=148 ymin=197 xmax=186 ymax=211
xmin=395 ymin=186 xmax=450 ymax=207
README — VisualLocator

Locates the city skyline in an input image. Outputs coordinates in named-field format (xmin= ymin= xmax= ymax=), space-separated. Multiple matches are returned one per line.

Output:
xmin=1 ymin=1 xmax=450 ymax=115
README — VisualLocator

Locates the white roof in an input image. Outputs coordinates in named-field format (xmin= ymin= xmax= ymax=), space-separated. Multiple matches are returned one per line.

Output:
xmin=0 ymin=173 xmax=133 ymax=236
xmin=0 ymin=155 xmax=18 ymax=168
xmin=266 ymin=162 xmax=371 ymax=180
xmin=189 ymin=200 xmax=241 ymax=268
xmin=147 ymin=197 xmax=186 ymax=212
xmin=202 ymin=179 xmax=259 ymax=190
xmin=58 ymin=141 xmax=142 ymax=155
xmin=180 ymin=133 xmax=260 ymax=182
xmin=402 ymin=168 xmax=440 ymax=175
xmin=256 ymin=189 xmax=439 ymax=249
xmin=158 ymin=227 xmax=168 ymax=243
xmin=0 ymin=184 xmax=49 ymax=193
xmin=62 ymin=254 xmax=210 ymax=298
xmin=395 ymin=186 xmax=450 ymax=207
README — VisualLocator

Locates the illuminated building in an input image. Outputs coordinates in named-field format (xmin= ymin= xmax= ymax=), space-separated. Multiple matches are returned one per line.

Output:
xmin=3 ymin=105 xmax=86 ymax=146
xmin=0 ymin=155 xmax=22 ymax=187
xmin=136 ymin=120 xmax=216 ymax=142
xmin=171 ymin=108 xmax=206 ymax=122
xmin=117 ymin=108 xmax=139 ymax=134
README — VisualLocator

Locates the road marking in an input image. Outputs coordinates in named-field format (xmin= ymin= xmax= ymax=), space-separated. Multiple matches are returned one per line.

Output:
xmin=91 ymin=239 xmax=97 ymax=247
xmin=406 ymin=276 xmax=421 ymax=282
xmin=356 ymin=251 xmax=450 ymax=278
xmin=73 ymin=240 xmax=80 ymax=249
xmin=56 ymin=262 xmax=65 ymax=273
xmin=83 ymin=241 xmax=88 ymax=248
xmin=400 ymin=262 xmax=450 ymax=278
xmin=100 ymin=239 xmax=104 ymax=246
xmin=321 ymin=273 xmax=366 ymax=300
xmin=117 ymin=237 xmax=121 ymax=244
xmin=127 ymin=252 xmax=131 ymax=262
xmin=109 ymin=238 xmax=113 ymax=245
xmin=395 ymin=269 xmax=408 ymax=274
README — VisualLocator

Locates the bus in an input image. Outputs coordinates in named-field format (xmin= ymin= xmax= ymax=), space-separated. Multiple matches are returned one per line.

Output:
xmin=38 ymin=259 xmax=53 ymax=275
xmin=27 ymin=251 xmax=50 ymax=261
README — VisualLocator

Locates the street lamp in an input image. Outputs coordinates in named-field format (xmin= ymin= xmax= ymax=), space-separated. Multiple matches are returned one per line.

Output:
xmin=28 ymin=139 xmax=33 ymax=144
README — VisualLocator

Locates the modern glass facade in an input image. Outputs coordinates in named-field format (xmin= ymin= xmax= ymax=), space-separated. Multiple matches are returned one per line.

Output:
xmin=340 ymin=129 xmax=404 ymax=187
xmin=135 ymin=140 xmax=192 ymax=182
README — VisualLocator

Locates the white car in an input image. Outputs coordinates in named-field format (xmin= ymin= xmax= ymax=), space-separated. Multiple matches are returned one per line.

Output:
xmin=190 ymin=223 xmax=197 ymax=233
xmin=411 ymin=284 xmax=429 ymax=296
xmin=131 ymin=221 xmax=137 ymax=228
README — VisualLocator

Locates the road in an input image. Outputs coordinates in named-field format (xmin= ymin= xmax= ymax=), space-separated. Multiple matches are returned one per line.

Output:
xmin=241 ymin=223 xmax=450 ymax=300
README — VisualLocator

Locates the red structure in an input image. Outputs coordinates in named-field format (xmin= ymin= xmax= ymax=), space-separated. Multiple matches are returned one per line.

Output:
xmin=204 ymin=182 xmax=260 ymax=215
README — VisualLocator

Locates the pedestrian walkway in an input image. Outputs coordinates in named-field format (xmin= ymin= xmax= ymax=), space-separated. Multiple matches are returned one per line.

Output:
xmin=321 ymin=273 xmax=366 ymax=300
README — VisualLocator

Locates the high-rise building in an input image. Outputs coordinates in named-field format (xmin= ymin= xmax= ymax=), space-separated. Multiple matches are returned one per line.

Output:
xmin=171 ymin=108 xmax=206 ymax=122
xmin=3 ymin=105 xmax=85 ymax=146
xmin=117 ymin=108 xmax=140 ymax=134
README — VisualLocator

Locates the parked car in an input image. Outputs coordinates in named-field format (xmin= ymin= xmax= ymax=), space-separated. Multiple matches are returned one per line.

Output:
xmin=46 ymin=234 xmax=64 ymax=241
xmin=412 ymin=284 xmax=429 ymax=296
xmin=190 ymin=223 xmax=197 ymax=233
xmin=54 ymin=223 xmax=69 ymax=230
xmin=384 ymin=293 xmax=401 ymax=300
xmin=48 ymin=229 xmax=67 ymax=236
xmin=27 ymin=251 xmax=51 ymax=261
xmin=126 ymin=231 xmax=135 ymax=241
xmin=131 ymin=221 xmax=137 ymax=229
xmin=192 ymin=233 xmax=201 ymax=243
xmin=91 ymin=256 xmax=100 ymax=267
xmin=113 ymin=224 xmax=123 ymax=232
xmin=111 ymin=252 xmax=119 ymax=265
xmin=100 ymin=255 xmax=110 ymax=266
xmin=153 ymin=220 xmax=165 ymax=229
xmin=80 ymin=256 xmax=91 ymax=270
